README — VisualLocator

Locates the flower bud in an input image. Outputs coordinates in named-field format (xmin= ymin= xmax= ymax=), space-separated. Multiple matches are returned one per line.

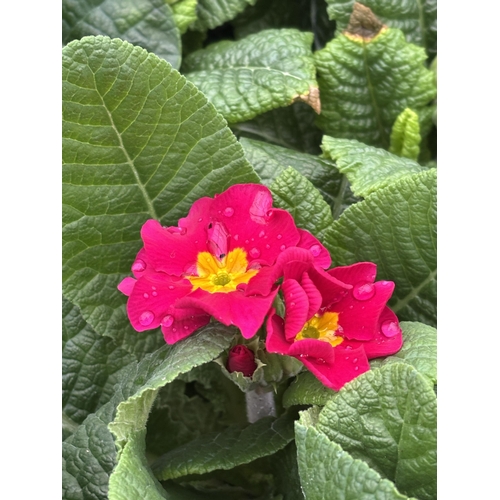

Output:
xmin=226 ymin=345 xmax=257 ymax=377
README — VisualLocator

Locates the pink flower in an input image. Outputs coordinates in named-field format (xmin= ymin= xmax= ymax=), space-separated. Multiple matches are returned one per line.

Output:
xmin=118 ymin=184 xmax=328 ymax=343
xmin=265 ymin=249 xmax=403 ymax=390
xmin=226 ymin=345 xmax=257 ymax=377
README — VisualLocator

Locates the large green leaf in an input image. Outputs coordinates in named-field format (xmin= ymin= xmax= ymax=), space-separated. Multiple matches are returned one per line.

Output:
xmin=316 ymin=364 xmax=437 ymax=499
xmin=62 ymin=36 xmax=258 ymax=352
xmin=321 ymin=136 xmax=426 ymax=198
xmin=370 ymin=321 xmax=437 ymax=385
xmin=325 ymin=0 xmax=437 ymax=58
xmin=240 ymin=137 xmax=357 ymax=218
xmin=62 ymin=0 xmax=182 ymax=69
xmin=63 ymin=298 xmax=135 ymax=424
xmin=314 ymin=5 xmax=436 ymax=149
xmin=168 ymin=0 xmax=198 ymax=34
xmin=295 ymin=407 xmax=412 ymax=500
xmin=182 ymin=29 xmax=319 ymax=123
xmin=323 ymin=169 xmax=437 ymax=326
xmin=282 ymin=371 xmax=337 ymax=408
xmin=151 ymin=411 xmax=296 ymax=480
xmin=232 ymin=102 xmax=323 ymax=154
xmin=193 ymin=0 xmax=256 ymax=31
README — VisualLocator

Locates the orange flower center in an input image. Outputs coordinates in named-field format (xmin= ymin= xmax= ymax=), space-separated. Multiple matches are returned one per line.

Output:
xmin=295 ymin=312 xmax=344 ymax=347
xmin=186 ymin=248 xmax=258 ymax=293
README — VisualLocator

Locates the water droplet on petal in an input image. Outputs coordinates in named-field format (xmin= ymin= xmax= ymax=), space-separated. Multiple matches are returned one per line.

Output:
xmin=245 ymin=239 xmax=250 ymax=244
xmin=131 ymin=259 xmax=146 ymax=273
xmin=353 ymin=358 xmax=358 ymax=363
xmin=198 ymin=217 xmax=203 ymax=222
xmin=354 ymin=366 xmax=359 ymax=371
xmin=265 ymin=244 xmax=270 ymax=249
xmin=249 ymin=247 xmax=261 ymax=258
xmin=233 ymin=234 xmax=239 ymax=241
xmin=152 ymin=291 xmax=158 ymax=297
xmin=161 ymin=315 xmax=174 ymax=327
xmin=170 ymin=251 xmax=176 ymax=258
xmin=259 ymin=230 xmax=265 ymax=238
xmin=151 ymin=286 xmax=156 ymax=290
xmin=172 ymin=328 xmax=177 ymax=333
xmin=184 ymin=325 xmax=189 ymax=330
xmin=139 ymin=311 xmax=154 ymax=326
xmin=381 ymin=320 xmax=401 ymax=338
xmin=168 ymin=285 xmax=175 ymax=290
xmin=277 ymin=234 xmax=282 ymax=240
xmin=143 ymin=293 xmax=149 ymax=299
xmin=345 ymin=356 xmax=350 ymax=360
xmin=353 ymin=282 xmax=376 ymax=301
xmin=280 ymin=244 xmax=286 ymax=251
xmin=310 ymin=244 xmax=321 ymax=257
xmin=223 ymin=207 xmax=234 ymax=217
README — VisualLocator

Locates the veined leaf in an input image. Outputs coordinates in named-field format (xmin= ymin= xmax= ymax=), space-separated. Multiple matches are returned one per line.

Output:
xmin=282 ymin=371 xmax=337 ymax=408
xmin=389 ymin=108 xmax=421 ymax=160
xmin=321 ymin=136 xmax=426 ymax=198
xmin=193 ymin=0 xmax=256 ymax=31
xmin=168 ymin=0 xmax=198 ymax=34
xmin=316 ymin=364 xmax=437 ymax=499
xmin=62 ymin=0 xmax=181 ymax=69
xmin=240 ymin=137 xmax=357 ymax=219
xmin=151 ymin=411 xmax=296 ymax=480
xmin=183 ymin=29 xmax=319 ymax=123
xmin=315 ymin=4 xmax=436 ymax=149
xmin=295 ymin=407 xmax=413 ymax=500
xmin=62 ymin=36 xmax=258 ymax=352
xmin=325 ymin=0 xmax=437 ymax=58
xmin=323 ymin=169 xmax=437 ymax=326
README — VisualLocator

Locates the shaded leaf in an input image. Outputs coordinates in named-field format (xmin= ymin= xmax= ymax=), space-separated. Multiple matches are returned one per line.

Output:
xmin=62 ymin=36 xmax=258 ymax=353
xmin=389 ymin=108 xmax=421 ymax=160
xmin=182 ymin=29 xmax=319 ymax=123
xmin=193 ymin=0 xmax=256 ymax=31
xmin=282 ymin=371 xmax=337 ymax=408
xmin=321 ymin=136 xmax=426 ymax=198
xmin=323 ymin=169 xmax=437 ymax=326
xmin=62 ymin=0 xmax=181 ymax=69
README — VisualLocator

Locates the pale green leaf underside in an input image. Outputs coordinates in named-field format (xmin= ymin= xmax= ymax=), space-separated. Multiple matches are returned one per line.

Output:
xmin=240 ymin=137 xmax=357 ymax=219
xmin=151 ymin=411 xmax=295 ymax=480
xmin=323 ymin=169 xmax=437 ymax=326
xmin=321 ymin=136 xmax=425 ymax=198
xmin=370 ymin=321 xmax=437 ymax=385
xmin=62 ymin=0 xmax=182 ymax=69
xmin=183 ymin=29 xmax=318 ymax=123
xmin=295 ymin=408 xmax=412 ymax=500
xmin=325 ymin=0 xmax=437 ymax=58
xmin=270 ymin=167 xmax=334 ymax=243
xmin=62 ymin=36 xmax=258 ymax=351
xmin=314 ymin=28 xmax=436 ymax=149
xmin=389 ymin=108 xmax=421 ymax=160
xmin=193 ymin=0 xmax=256 ymax=31
xmin=317 ymin=364 xmax=436 ymax=499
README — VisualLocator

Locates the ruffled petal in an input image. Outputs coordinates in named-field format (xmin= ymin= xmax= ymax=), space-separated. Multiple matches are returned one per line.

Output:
xmin=297 ymin=229 xmax=331 ymax=269
xmin=265 ymin=311 xmax=293 ymax=354
xmin=300 ymin=272 xmax=323 ymax=319
xmin=282 ymin=279 xmax=310 ymax=340
xmin=328 ymin=262 xmax=377 ymax=286
xmin=362 ymin=307 xmax=403 ymax=358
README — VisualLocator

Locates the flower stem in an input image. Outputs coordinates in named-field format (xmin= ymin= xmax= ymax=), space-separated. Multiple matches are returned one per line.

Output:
xmin=245 ymin=386 xmax=276 ymax=423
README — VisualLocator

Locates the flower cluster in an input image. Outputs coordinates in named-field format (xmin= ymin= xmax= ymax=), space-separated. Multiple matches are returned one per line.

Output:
xmin=118 ymin=184 xmax=402 ymax=390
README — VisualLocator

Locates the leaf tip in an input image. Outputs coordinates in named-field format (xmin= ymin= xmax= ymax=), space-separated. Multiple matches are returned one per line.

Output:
xmin=293 ymin=86 xmax=321 ymax=114
xmin=344 ymin=3 xmax=386 ymax=41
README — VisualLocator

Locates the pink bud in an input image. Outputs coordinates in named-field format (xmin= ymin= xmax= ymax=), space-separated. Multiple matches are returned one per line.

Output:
xmin=226 ymin=345 xmax=257 ymax=377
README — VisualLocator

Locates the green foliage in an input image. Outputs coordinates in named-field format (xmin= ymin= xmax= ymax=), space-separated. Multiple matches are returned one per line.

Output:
xmin=192 ymin=0 xmax=257 ymax=31
xmin=389 ymin=108 xmax=422 ymax=160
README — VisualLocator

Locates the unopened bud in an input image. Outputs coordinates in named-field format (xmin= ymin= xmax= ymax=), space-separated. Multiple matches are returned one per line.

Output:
xmin=226 ymin=345 xmax=257 ymax=377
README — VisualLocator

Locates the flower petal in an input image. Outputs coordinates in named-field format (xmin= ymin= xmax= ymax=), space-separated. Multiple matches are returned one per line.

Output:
xmin=161 ymin=307 xmax=210 ymax=344
xmin=300 ymin=272 xmax=323 ymax=319
xmin=328 ymin=262 xmax=377 ymax=286
xmin=117 ymin=277 xmax=136 ymax=296
xmin=297 ymin=229 xmax=331 ymax=269
xmin=362 ymin=307 xmax=403 ymax=358
xmin=266 ymin=311 xmax=293 ymax=354
xmin=282 ymin=279 xmax=310 ymax=340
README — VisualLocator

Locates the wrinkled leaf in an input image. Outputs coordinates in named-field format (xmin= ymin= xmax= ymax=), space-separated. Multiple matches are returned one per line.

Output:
xmin=282 ymin=371 xmax=337 ymax=408
xmin=240 ymin=137 xmax=357 ymax=218
xmin=323 ymin=169 xmax=437 ymax=326
xmin=62 ymin=36 xmax=258 ymax=353
xmin=325 ymin=0 xmax=437 ymax=58
xmin=316 ymin=364 xmax=437 ymax=499
xmin=169 ymin=0 xmax=198 ymax=34
xmin=321 ymin=136 xmax=426 ymax=198
xmin=62 ymin=0 xmax=181 ymax=68
xmin=389 ymin=108 xmax=421 ymax=160
xmin=315 ymin=6 xmax=436 ymax=149
xmin=193 ymin=0 xmax=256 ymax=31
xmin=183 ymin=29 xmax=319 ymax=123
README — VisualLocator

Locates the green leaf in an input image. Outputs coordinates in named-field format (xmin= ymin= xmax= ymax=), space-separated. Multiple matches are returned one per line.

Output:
xmin=63 ymin=299 xmax=135 ymax=424
xmin=62 ymin=0 xmax=182 ymax=69
xmin=240 ymin=137 xmax=357 ymax=219
xmin=295 ymin=412 xmax=413 ymax=499
xmin=370 ymin=321 xmax=437 ymax=385
xmin=270 ymin=167 xmax=334 ymax=242
xmin=182 ymin=29 xmax=319 ymax=123
xmin=62 ymin=36 xmax=258 ymax=352
xmin=389 ymin=108 xmax=421 ymax=160
xmin=169 ymin=0 xmax=198 ymax=34
xmin=324 ymin=169 xmax=437 ymax=326
xmin=282 ymin=371 xmax=337 ymax=408
xmin=232 ymin=102 xmax=323 ymax=154
xmin=325 ymin=0 xmax=437 ymax=58
xmin=321 ymin=136 xmax=426 ymax=198
xmin=316 ymin=364 xmax=437 ymax=499
xmin=193 ymin=0 xmax=256 ymax=31
xmin=270 ymin=442 xmax=305 ymax=500
xmin=314 ymin=6 xmax=436 ymax=149
xmin=151 ymin=411 xmax=296 ymax=480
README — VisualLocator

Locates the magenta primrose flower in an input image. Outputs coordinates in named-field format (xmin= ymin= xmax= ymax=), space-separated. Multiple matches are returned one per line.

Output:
xmin=118 ymin=184 xmax=329 ymax=344
xmin=264 ymin=248 xmax=403 ymax=390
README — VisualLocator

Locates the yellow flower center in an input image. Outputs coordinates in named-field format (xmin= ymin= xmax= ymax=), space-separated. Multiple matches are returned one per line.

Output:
xmin=295 ymin=312 xmax=344 ymax=347
xmin=186 ymin=248 xmax=258 ymax=293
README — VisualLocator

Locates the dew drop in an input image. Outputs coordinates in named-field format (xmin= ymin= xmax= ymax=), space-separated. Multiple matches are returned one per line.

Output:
xmin=198 ymin=217 xmax=203 ymax=222
xmin=168 ymin=285 xmax=175 ymax=290
xmin=280 ymin=244 xmax=286 ymax=251
xmin=139 ymin=311 xmax=154 ymax=326
xmin=310 ymin=244 xmax=321 ymax=257
xmin=349 ymin=305 xmax=354 ymax=309
xmin=353 ymin=358 xmax=358 ymax=363
xmin=233 ymin=234 xmax=239 ymax=241
xmin=143 ymin=293 xmax=149 ymax=299
xmin=345 ymin=356 xmax=350 ymax=360
xmin=265 ymin=244 xmax=270 ymax=249
xmin=151 ymin=286 xmax=157 ymax=290
xmin=277 ymin=234 xmax=282 ymax=240
xmin=223 ymin=207 xmax=234 ymax=217
xmin=184 ymin=325 xmax=189 ymax=330
xmin=170 ymin=251 xmax=176 ymax=258
xmin=345 ymin=345 xmax=353 ymax=350
xmin=152 ymin=291 xmax=158 ymax=297
xmin=172 ymin=328 xmax=177 ymax=333
xmin=381 ymin=320 xmax=401 ymax=338
xmin=353 ymin=282 xmax=376 ymax=301
xmin=161 ymin=315 xmax=174 ymax=327
xmin=131 ymin=259 xmax=146 ymax=273
xmin=249 ymin=247 xmax=261 ymax=258
xmin=290 ymin=302 xmax=296 ymax=307
xmin=245 ymin=239 xmax=250 ymax=244
xmin=354 ymin=366 xmax=359 ymax=371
